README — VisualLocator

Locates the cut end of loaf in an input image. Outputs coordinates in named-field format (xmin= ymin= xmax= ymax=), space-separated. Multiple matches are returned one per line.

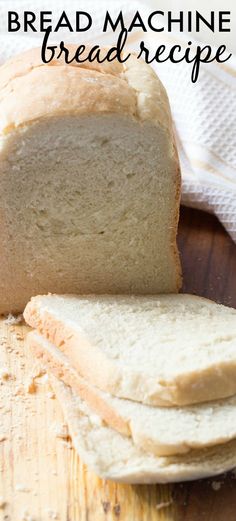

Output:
xmin=0 ymin=112 xmax=181 ymax=314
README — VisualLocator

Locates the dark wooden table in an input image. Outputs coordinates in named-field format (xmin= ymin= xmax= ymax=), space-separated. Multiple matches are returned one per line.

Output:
xmin=174 ymin=205 xmax=236 ymax=521
xmin=179 ymin=206 xmax=236 ymax=307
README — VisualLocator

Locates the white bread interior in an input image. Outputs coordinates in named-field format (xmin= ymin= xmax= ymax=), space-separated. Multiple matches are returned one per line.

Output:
xmin=0 ymin=47 xmax=181 ymax=313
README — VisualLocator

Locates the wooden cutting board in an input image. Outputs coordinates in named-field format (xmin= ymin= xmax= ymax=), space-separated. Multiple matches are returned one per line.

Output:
xmin=1 ymin=206 xmax=236 ymax=521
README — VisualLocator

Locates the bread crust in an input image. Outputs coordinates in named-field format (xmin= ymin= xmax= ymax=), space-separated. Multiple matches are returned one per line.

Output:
xmin=28 ymin=330 xmax=130 ymax=438
xmin=0 ymin=47 xmax=174 ymax=135
xmin=50 ymin=373 xmax=236 ymax=483
xmin=28 ymin=330 xmax=236 ymax=457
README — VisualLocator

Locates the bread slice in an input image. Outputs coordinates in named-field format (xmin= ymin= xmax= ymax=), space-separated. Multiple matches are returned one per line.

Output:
xmin=0 ymin=46 xmax=181 ymax=314
xmin=24 ymin=293 xmax=236 ymax=406
xmin=28 ymin=330 xmax=236 ymax=457
xmin=48 ymin=373 xmax=236 ymax=483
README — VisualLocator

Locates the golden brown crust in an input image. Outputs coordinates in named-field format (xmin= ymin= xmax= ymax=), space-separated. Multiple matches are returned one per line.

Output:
xmin=28 ymin=330 xmax=130 ymax=437
xmin=172 ymin=145 xmax=182 ymax=292
xmin=0 ymin=45 xmax=124 ymax=92
xmin=0 ymin=46 xmax=176 ymax=141
xmin=0 ymin=64 xmax=136 ymax=134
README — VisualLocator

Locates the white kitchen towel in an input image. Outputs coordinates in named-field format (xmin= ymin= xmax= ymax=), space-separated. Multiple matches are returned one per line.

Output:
xmin=0 ymin=0 xmax=235 ymax=240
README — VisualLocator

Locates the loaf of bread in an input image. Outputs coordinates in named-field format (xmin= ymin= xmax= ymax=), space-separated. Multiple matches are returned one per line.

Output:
xmin=49 ymin=373 xmax=236 ymax=483
xmin=0 ymin=46 xmax=181 ymax=314
xmin=29 ymin=330 xmax=236 ymax=457
xmin=24 ymin=293 xmax=236 ymax=406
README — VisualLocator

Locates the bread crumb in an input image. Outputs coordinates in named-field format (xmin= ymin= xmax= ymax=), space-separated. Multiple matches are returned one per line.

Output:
xmin=0 ymin=368 xmax=11 ymax=381
xmin=39 ymin=372 xmax=49 ymax=384
xmin=15 ymin=332 xmax=24 ymax=341
xmin=25 ymin=378 xmax=37 ymax=394
xmin=53 ymin=423 xmax=69 ymax=440
xmin=30 ymin=366 xmax=47 ymax=385
xmin=212 ymin=481 xmax=222 ymax=491
xmin=15 ymin=484 xmax=30 ymax=493
xmin=48 ymin=392 xmax=55 ymax=399
xmin=14 ymin=385 xmax=24 ymax=396
xmin=113 ymin=504 xmax=120 ymax=516
xmin=46 ymin=510 xmax=59 ymax=519
xmin=89 ymin=413 xmax=104 ymax=427
xmin=102 ymin=501 xmax=110 ymax=514
xmin=0 ymin=436 xmax=7 ymax=443
xmin=21 ymin=510 xmax=35 ymax=521
xmin=4 ymin=313 xmax=23 ymax=325
xmin=156 ymin=500 xmax=172 ymax=510
xmin=0 ymin=497 xmax=7 ymax=509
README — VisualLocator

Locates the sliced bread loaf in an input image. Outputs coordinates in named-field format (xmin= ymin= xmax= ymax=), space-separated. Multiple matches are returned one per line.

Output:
xmin=28 ymin=330 xmax=236 ymax=456
xmin=24 ymin=294 xmax=236 ymax=406
xmin=0 ymin=47 xmax=181 ymax=314
xmin=49 ymin=373 xmax=236 ymax=483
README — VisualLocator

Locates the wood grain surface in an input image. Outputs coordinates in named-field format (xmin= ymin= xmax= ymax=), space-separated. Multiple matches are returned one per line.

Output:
xmin=179 ymin=207 xmax=236 ymax=308
xmin=1 ymin=206 xmax=236 ymax=521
